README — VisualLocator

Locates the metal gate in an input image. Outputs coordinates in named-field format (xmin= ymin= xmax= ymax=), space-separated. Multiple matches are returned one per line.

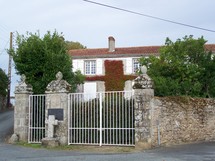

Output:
xmin=68 ymin=91 xmax=135 ymax=146
xmin=28 ymin=95 xmax=46 ymax=143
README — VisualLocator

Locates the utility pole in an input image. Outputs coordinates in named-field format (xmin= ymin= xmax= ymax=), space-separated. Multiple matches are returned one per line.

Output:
xmin=7 ymin=32 xmax=13 ymax=108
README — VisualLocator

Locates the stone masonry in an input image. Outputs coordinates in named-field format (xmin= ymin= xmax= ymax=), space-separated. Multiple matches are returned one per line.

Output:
xmin=44 ymin=71 xmax=71 ymax=145
xmin=133 ymin=66 xmax=154 ymax=148
xmin=13 ymin=74 xmax=33 ymax=141
xmin=150 ymin=97 xmax=215 ymax=147
xmin=12 ymin=70 xmax=215 ymax=148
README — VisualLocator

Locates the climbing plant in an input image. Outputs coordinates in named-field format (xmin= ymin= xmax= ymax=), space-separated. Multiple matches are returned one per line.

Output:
xmin=86 ymin=60 xmax=136 ymax=91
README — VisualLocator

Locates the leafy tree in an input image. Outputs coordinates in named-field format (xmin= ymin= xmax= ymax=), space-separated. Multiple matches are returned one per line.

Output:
xmin=0 ymin=68 xmax=8 ymax=96
xmin=199 ymin=52 xmax=215 ymax=97
xmin=65 ymin=41 xmax=86 ymax=50
xmin=140 ymin=35 xmax=214 ymax=97
xmin=12 ymin=31 xmax=85 ymax=94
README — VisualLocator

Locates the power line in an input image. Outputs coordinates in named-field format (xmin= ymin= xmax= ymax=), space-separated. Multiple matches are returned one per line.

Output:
xmin=0 ymin=36 xmax=9 ymax=42
xmin=83 ymin=0 xmax=215 ymax=33
xmin=0 ymin=39 xmax=10 ymax=55
xmin=0 ymin=24 xmax=9 ymax=33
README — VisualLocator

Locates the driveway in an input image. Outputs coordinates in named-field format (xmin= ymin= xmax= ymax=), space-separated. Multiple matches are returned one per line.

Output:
xmin=0 ymin=110 xmax=215 ymax=161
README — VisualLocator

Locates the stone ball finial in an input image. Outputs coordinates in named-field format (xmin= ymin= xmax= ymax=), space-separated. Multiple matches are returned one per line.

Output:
xmin=15 ymin=74 xmax=33 ymax=93
xmin=20 ymin=74 xmax=26 ymax=83
xmin=132 ymin=65 xmax=153 ymax=89
xmin=140 ymin=65 xmax=147 ymax=75
xmin=46 ymin=71 xmax=71 ymax=93
xmin=56 ymin=71 xmax=63 ymax=80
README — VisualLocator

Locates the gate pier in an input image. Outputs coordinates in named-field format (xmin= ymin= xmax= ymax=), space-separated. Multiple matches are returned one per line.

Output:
xmin=133 ymin=65 xmax=154 ymax=149
xmin=44 ymin=71 xmax=71 ymax=145
xmin=12 ymin=74 xmax=33 ymax=142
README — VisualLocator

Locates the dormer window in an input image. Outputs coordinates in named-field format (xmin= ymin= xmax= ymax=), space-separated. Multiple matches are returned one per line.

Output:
xmin=85 ymin=60 xmax=96 ymax=75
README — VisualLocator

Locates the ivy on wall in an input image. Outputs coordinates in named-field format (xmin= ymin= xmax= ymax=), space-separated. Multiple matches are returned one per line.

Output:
xmin=86 ymin=60 xmax=136 ymax=91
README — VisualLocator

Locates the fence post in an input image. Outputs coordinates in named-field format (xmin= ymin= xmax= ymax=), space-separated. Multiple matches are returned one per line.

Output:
xmin=133 ymin=66 xmax=154 ymax=149
xmin=13 ymin=74 xmax=33 ymax=142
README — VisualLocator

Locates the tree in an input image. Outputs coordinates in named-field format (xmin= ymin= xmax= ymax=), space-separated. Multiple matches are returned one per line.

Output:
xmin=140 ymin=35 xmax=214 ymax=97
xmin=0 ymin=68 xmax=8 ymax=96
xmin=12 ymin=31 xmax=85 ymax=94
xmin=65 ymin=41 xmax=86 ymax=50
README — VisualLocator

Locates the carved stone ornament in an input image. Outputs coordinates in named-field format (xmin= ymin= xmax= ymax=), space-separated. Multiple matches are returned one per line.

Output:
xmin=15 ymin=74 xmax=33 ymax=93
xmin=133 ymin=65 xmax=153 ymax=89
xmin=46 ymin=71 xmax=71 ymax=93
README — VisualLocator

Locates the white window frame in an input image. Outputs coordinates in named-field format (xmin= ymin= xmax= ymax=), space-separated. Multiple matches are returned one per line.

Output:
xmin=132 ymin=58 xmax=140 ymax=73
xmin=84 ymin=60 xmax=96 ymax=75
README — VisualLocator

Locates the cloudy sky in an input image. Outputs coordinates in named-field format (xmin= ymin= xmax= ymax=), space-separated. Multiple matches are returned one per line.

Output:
xmin=0 ymin=0 xmax=215 ymax=95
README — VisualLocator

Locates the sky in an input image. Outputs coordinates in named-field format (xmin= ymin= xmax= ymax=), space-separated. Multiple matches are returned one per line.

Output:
xmin=0 ymin=0 xmax=215 ymax=96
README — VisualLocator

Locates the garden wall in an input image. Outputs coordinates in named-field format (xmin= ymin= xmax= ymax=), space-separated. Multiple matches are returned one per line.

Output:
xmin=151 ymin=97 xmax=215 ymax=147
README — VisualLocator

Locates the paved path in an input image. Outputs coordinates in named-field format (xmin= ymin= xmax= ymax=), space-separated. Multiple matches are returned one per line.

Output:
xmin=1 ymin=110 xmax=215 ymax=161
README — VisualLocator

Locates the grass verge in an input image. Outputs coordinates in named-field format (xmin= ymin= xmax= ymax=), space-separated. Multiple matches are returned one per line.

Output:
xmin=16 ymin=142 xmax=136 ymax=153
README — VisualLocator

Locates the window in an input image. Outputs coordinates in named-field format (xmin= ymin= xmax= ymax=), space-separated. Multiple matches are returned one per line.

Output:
xmin=85 ymin=60 xmax=96 ymax=75
xmin=133 ymin=58 xmax=140 ymax=73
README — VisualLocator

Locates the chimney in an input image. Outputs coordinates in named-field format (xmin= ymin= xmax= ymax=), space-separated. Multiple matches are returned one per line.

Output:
xmin=108 ymin=36 xmax=115 ymax=52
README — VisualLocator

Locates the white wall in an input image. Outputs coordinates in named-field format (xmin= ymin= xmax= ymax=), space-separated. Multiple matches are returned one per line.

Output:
xmin=97 ymin=59 xmax=103 ymax=75
xmin=72 ymin=57 xmax=139 ymax=75
xmin=83 ymin=82 xmax=97 ymax=100
xmin=72 ymin=59 xmax=84 ymax=73
xmin=72 ymin=57 xmax=140 ymax=93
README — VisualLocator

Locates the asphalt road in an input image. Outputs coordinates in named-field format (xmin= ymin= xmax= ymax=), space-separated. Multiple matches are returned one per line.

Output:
xmin=0 ymin=110 xmax=215 ymax=161
xmin=0 ymin=110 xmax=14 ymax=143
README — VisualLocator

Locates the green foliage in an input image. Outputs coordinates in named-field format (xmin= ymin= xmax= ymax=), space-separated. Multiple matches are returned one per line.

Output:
xmin=12 ymin=31 xmax=84 ymax=94
xmin=65 ymin=41 xmax=86 ymax=50
xmin=0 ymin=68 xmax=8 ymax=96
xmin=73 ymin=70 xmax=86 ymax=86
xmin=140 ymin=35 xmax=214 ymax=97
xmin=86 ymin=60 xmax=136 ymax=91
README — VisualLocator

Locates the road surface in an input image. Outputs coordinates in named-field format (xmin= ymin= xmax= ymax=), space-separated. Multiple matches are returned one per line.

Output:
xmin=0 ymin=110 xmax=14 ymax=142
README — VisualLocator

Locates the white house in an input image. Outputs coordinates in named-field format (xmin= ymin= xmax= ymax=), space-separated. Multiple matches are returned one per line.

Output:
xmin=69 ymin=36 xmax=160 ymax=94
xmin=69 ymin=36 xmax=215 ymax=94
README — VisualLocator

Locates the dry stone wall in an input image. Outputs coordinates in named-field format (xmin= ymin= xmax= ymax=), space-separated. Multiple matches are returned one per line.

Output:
xmin=151 ymin=97 xmax=215 ymax=147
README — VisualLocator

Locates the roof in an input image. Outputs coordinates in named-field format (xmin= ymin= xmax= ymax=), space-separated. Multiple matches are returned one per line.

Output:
xmin=205 ymin=44 xmax=215 ymax=51
xmin=69 ymin=44 xmax=215 ymax=59
xmin=69 ymin=46 xmax=160 ymax=59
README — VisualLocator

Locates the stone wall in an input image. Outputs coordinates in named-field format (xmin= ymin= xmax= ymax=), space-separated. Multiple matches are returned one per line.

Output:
xmin=151 ymin=97 xmax=215 ymax=147
xmin=12 ymin=70 xmax=215 ymax=147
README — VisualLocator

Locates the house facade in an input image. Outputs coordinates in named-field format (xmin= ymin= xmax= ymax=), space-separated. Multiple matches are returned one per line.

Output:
xmin=69 ymin=36 xmax=159 ymax=94
xmin=68 ymin=36 xmax=215 ymax=94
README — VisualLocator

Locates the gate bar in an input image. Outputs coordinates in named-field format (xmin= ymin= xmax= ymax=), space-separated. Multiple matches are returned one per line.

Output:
xmin=99 ymin=92 xmax=102 ymax=146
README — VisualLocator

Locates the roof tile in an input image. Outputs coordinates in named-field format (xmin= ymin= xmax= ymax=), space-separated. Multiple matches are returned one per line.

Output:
xmin=69 ymin=44 xmax=215 ymax=58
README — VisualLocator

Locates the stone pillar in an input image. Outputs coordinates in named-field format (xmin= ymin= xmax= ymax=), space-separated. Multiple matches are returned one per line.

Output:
xmin=44 ymin=71 xmax=71 ymax=145
xmin=13 ymin=74 xmax=33 ymax=142
xmin=133 ymin=66 xmax=154 ymax=149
